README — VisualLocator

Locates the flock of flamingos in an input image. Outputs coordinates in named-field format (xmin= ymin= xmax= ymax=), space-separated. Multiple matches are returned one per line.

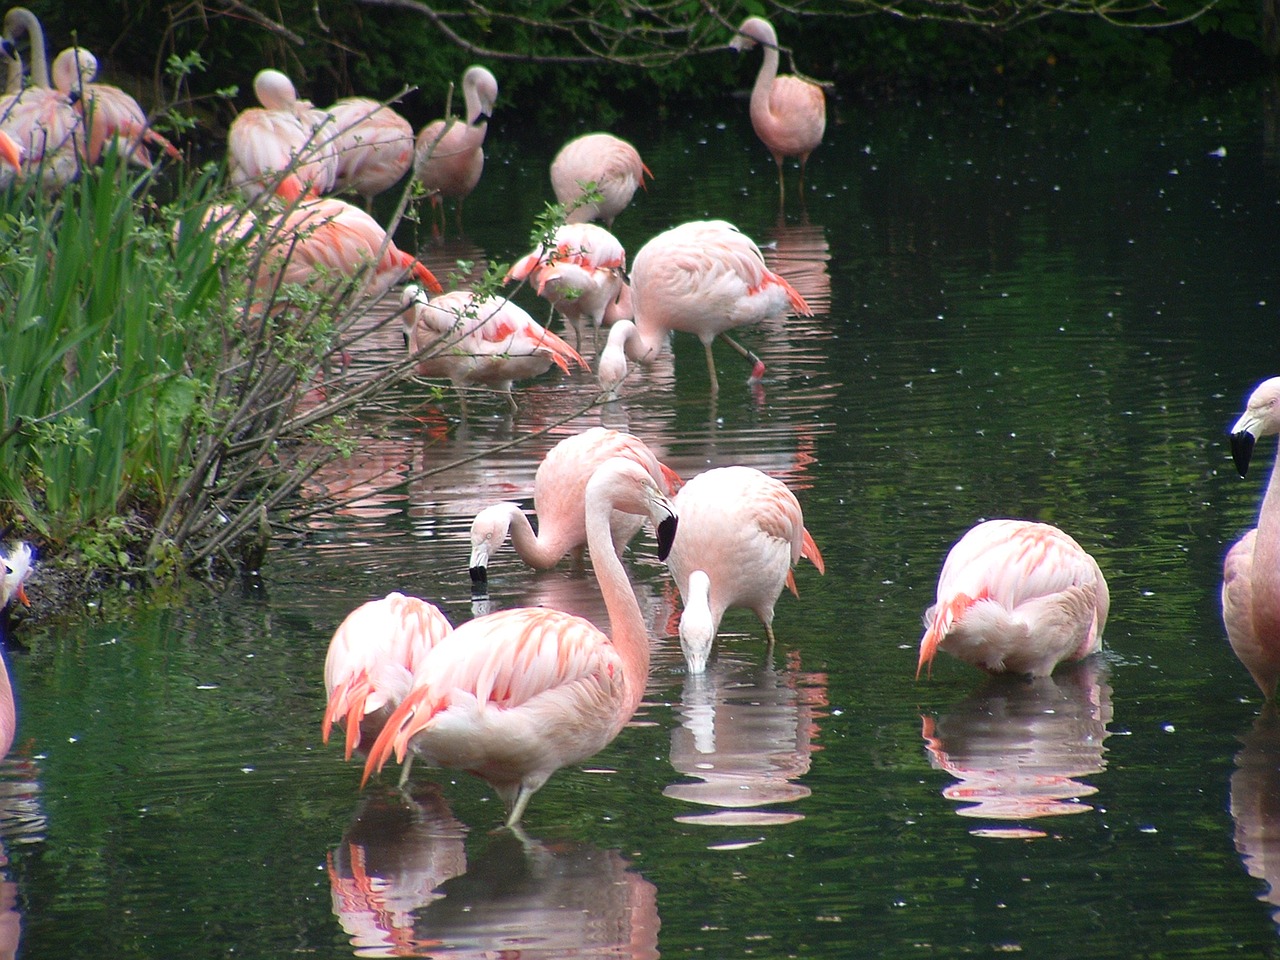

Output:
xmin=1 ymin=5 xmax=1279 ymax=834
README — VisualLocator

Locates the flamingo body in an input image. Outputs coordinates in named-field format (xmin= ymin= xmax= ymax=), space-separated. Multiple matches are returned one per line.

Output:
xmin=323 ymin=592 xmax=454 ymax=760
xmin=664 ymin=466 xmax=824 ymax=673
xmin=51 ymin=47 xmax=180 ymax=168
xmin=550 ymin=133 xmax=651 ymax=226
xmin=362 ymin=457 xmax=679 ymax=827
xmin=730 ymin=16 xmax=826 ymax=199
xmin=507 ymin=222 xmax=628 ymax=347
xmin=1224 ymin=376 xmax=1280 ymax=699
xmin=400 ymin=285 xmax=585 ymax=408
xmin=414 ymin=66 xmax=497 ymax=227
xmin=0 ymin=542 xmax=33 ymax=758
xmin=227 ymin=69 xmax=337 ymax=202
xmin=0 ymin=8 xmax=80 ymax=189
xmin=325 ymin=96 xmax=414 ymax=205
xmin=468 ymin=427 xmax=682 ymax=582
xmin=918 ymin=520 xmax=1110 ymax=678
xmin=600 ymin=220 xmax=811 ymax=393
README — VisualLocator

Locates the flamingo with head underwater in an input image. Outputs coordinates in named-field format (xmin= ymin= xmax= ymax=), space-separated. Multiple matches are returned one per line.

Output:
xmin=361 ymin=457 xmax=679 ymax=828
xmin=1224 ymin=376 xmax=1280 ymax=700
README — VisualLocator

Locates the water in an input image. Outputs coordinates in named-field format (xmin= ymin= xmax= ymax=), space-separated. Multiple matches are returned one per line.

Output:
xmin=8 ymin=83 xmax=1280 ymax=957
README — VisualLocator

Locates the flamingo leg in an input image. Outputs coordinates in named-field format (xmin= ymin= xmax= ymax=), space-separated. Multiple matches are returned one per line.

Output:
xmin=719 ymin=333 xmax=766 ymax=382
xmin=396 ymin=754 xmax=415 ymax=789
xmin=504 ymin=784 xmax=535 ymax=828
xmin=702 ymin=340 xmax=721 ymax=394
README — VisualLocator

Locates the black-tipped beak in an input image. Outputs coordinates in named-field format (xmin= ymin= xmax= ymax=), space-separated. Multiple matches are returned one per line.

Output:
xmin=469 ymin=564 xmax=488 ymax=585
xmin=656 ymin=514 xmax=678 ymax=562
xmin=1232 ymin=430 xmax=1256 ymax=478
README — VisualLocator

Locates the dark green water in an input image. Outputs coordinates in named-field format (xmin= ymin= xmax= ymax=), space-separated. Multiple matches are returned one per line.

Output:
xmin=7 ymin=82 xmax=1280 ymax=957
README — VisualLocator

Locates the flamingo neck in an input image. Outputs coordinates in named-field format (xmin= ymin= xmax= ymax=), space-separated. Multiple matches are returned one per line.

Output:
xmin=505 ymin=505 xmax=576 ymax=570
xmin=1255 ymin=447 xmax=1280 ymax=626
xmin=584 ymin=485 xmax=650 ymax=713
xmin=5 ymin=8 xmax=49 ymax=88
xmin=750 ymin=33 xmax=781 ymax=112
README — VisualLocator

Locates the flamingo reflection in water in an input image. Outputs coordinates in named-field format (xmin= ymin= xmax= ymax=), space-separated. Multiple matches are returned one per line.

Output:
xmin=920 ymin=659 xmax=1113 ymax=837
xmin=330 ymin=786 xmax=659 ymax=958
xmin=664 ymin=650 xmax=826 ymax=828
xmin=761 ymin=215 xmax=832 ymax=318
xmin=1230 ymin=706 xmax=1280 ymax=929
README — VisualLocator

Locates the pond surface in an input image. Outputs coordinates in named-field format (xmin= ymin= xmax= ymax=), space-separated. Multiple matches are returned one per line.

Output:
xmin=8 ymin=82 xmax=1280 ymax=958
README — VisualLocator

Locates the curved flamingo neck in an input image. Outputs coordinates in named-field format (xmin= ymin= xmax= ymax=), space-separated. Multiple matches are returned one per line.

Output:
xmin=504 ymin=504 xmax=575 ymax=570
xmin=1255 ymin=445 xmax=1280 ymax=626
xmin=5 ymin=8 xmax=49 ymax=88
xmin=462 ymin=78 xmax=489 ymax=129
xmin=584 ymin=481 xmax=650 ymax=712
xmin=749 ymin=30 xmax=781 ymax=112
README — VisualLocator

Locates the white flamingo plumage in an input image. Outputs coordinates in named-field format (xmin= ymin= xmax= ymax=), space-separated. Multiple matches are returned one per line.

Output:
xmin=730 ymin=16 xmax=826 ymax=202
xmin=361 ymin=457 xmax=679 ymax=828
xmin=663 ymin=466 xmax=825 ymax=673
xmin=550 ymin=132 xmax=651 ymax=227
xmin=918 ymin=519 xmax=1110 ymax=678
xmin=468 ymin=427 xmax=682 ymax=584
xmin=1224 ymin=376 xmax=1280 ymax=699
xmin=596 ymin=220 xmax=811 ymax=394
xmin=323 ymin=593 xmax=454 ymax=772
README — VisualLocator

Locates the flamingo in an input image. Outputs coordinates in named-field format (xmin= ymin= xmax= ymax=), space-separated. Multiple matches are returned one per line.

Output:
xmin=201 ymin=196 xmax=443 ymax=306
xmin=1224 ymin=376 xmax=1280 ymax=699
xmin=730 ymin=16 xmax=826 ymax=203
xmin=550 ymin=132 xmax=651 ymax=227
xmin=917 ymin=519 xmax=1110 ymax=678
xmin=324 ymin=96 xmax=414 ymax=208
xmin=227 ymin=68 xmax=337 ymax=203
xmin=361 ymin=456 xmax=679 ymax=828
xmin=506 ymin=222 xmax=629 ymax=349
xmin=0 ymin=7 xmax=81 ymax=190
xmin=400 ymin=284 xmax=586 ymax=415
xmin=595 ymin=220 xmax=811 ymax=394
xmin=468 ymin=426 xmax=682 ymax=584
xmin=323 ymin=593 xmax=454 ymax=777
xmin=414 ymin=65 xmax=498 ymax=232
xmin=50 ymin=46 xmax=180 ymax=168
xmin=0 ymin=543 xmax=33 ymax=758
xmin=663 ymin=466 xmax=825 ymax=673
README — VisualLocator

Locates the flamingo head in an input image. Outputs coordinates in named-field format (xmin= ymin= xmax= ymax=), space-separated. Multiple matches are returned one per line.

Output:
xmin=1230 ymin=376 xmax=1280 ymax=478
xmin=677 ymin=570 xmax=716 ymax=674
xmin=467 ymin=503 xmax=518 ymax=584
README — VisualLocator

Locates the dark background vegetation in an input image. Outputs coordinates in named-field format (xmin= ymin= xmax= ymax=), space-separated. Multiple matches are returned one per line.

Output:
xmin=24 ymin=0 xmax=1276 ymax=143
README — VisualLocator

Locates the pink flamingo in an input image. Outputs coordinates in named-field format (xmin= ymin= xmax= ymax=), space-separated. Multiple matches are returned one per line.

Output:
xmin=400 ymin=284 xmax=586 ymax=415
xmin=468 ymin=426 xmax=682 ymax=584
xmin=323 ymin=592 xmax=454 ymax=779
xmin=361 ymin=457 xmax=679 ymax=828
xmin=324 ymin=96 xmax=414 ymax=208
xmin=730 ymin=16 xmax=826 ymax=203
xmin=596 ymin=220 xmax=811 ymax=394
xmin=1224 ymin=376 xmax=1280 ymax=699
xmin=0 ymin=7 xmax=81 ymax=190
xmin=414 ymin=65 xmax=498 ymax=232
xmin=50 ymin=46 xmax=180 ymax=168
xmin=203 ymin=196 xmax=443 ymax=305
xmin=227 ymin=68 xmax=337 ymax=203
xmin=663 ymin=466 xmax=825 ymax=673
xmin=0 ymin=543 xmax=32 ymax=758
xmin=550 ymin=132 xmax=651 ymax=227
xmin=506 ymin=221 xmax=629 ymax=349
xmin=0 ymin=129 xmax=22 ymax=186
xmin=918 ymin=519 xmax=1110 ymax=678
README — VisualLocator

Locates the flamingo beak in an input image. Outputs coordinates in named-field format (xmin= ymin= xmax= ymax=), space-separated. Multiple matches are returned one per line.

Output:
xmin=655 ymin=509 xmax=678 ymax=562
xmin=1231 ymin=430 xmax=1256 ymax=478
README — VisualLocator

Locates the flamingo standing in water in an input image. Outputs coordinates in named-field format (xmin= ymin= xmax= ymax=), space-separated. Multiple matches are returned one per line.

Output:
xmin=0 ymin=7 xmax=81 ymax=189
xmin=324 ymin=96 xmax=414 ymax=208
xmin=201 ymin=196 xmax=443 ymax=306
xmin=506 ymin=222 xmax=629 ymax=349
xmin=595 ymin=220 xmax=811 ymax=394
xmin=730 ymin=16 xmax=826 ymax=203
xmin=227 ymin=68 xmax=337 ymax=203
xmin=917 ymin=519 xmax=1110 ymax=678
xmin=400 ymin=284 xmax=586 ymax=415
xmin=468 ymin=426 xmax=682 ymax=584
xmin=323 ymin=593 xmax=454 ymax=779
xmin=550 ymin=132 xmax=651 ymax=227
xmin=50 ymin=46 xmax=180 ymax=168
xmin=663 ymin=466 xmax=825 ymax=673
xmin=414 ymin=65 xmax=498 ymax=232
xmin=0 ymin=543 xmax=33 ymax=758
xmin=362 ymin=457 xmax=679 ymax=828
xmin=1224 ymin=376 xmax=1280 ymax=699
